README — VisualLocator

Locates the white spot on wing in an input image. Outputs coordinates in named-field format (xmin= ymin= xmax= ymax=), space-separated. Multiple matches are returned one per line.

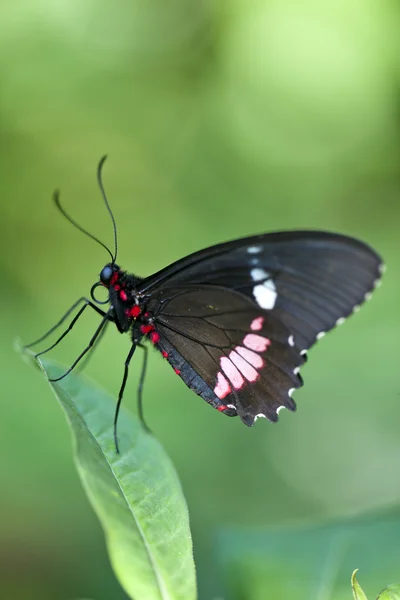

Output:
xmin=250 ymin=268 xmax=277 ymax=309
xmin=251 ymin=268 xmax=268 ymax=282
xmin=379 ymin=263 xmax=386 ymax=275
xmin=316 ymin=331 xmax=326 ymax=340
xmin=288 ymin=335 xmax=294 ymax=347
xmin=276 ymin=406 xmax=285 ymax=414
xmin=294 ymin=367 xmax=300 ymax=375
xmin=364 ymin=291 xmax=372 ymax=301
xmin=247 ymin=246 xmax=262 ymax=254
xmin=253 ymin=280 xmax=277 ymax=309
xmin=288 ymin=388 xmax=295 ymax=398
xmin=227 ymin=404 xmax=236 ymax=411
xmin=336 ymin=317 xmax=346 ymax=326
xmin=254 ymin=413 xmax=266 ymax=422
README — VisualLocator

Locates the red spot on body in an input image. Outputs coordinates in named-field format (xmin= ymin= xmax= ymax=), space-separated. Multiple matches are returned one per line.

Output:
xmin=150 ymin=331 xmax=160 ymax=344
xmin=217 ymin=405 xmax=228 ymax=412
xmin=174 ymin=368 xmax=181 ymax=375
xmin=162 ymin=351 xmax=168 ymax=358
xmin=144 ymin=312 xmax=150 ymax=317
xmin=140 ymin=324 xmax=154 ymax=335
xmin=126 ymin=305 xmax=141 ymax=318
xmin=250 ymin=316 xmax=264 ymax=331
xmin=114 ymin=284 xmax=120 ymax=291
xmin=119 ymin=290 xmax=128 ymax=301
xmin=110 ymin=272 xmax=119 ymax=285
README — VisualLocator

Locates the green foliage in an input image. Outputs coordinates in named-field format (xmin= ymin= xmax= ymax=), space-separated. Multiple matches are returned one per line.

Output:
xmin=377 ymin=585 xmax=400 ymax=600
xmin=352 ymin=570 xmax=368 ymax=600
xmin=352 ymin=570 xmax=400 ymax=600
xmin=28 ymin=352 xmax=196 ymax=600
xmin=216 ymin=511 xmax=400 ymax=600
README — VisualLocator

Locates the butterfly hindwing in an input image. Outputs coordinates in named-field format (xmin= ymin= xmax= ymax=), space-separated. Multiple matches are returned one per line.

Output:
xmin=148 ymin=287 xmax=305 ymax=425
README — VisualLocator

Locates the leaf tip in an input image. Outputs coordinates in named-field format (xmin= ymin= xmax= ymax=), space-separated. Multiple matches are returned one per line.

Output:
xmin=13 ymin=336 xmax=23 ymax=354
xmin=352 ymin=569 xmax=368 ymax=600
xmin=17 ymin=340 xmax=49 ymax=378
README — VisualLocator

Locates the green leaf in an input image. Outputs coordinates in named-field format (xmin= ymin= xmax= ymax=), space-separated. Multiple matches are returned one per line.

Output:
xmin=377 ymin=585 xmax=400 ymax=600
xmin=216 ymin=510 xmax=400 ymax=600
xmin=352 ymin=570 xmax=368 ymax=600
xmin=28 ymin=353 xmax=197 ymax=600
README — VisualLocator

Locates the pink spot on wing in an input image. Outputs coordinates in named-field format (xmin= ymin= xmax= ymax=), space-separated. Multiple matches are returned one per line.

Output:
xmin=119 ymin=290 xmax=128 ymax=301
xmin=250 ymin=316 xmax=264 ymax=331
xmin=212 ymin=317 xmax=272 ymax=402
xmin=235 ymin=346 xmax=264 ymax=369
xmin=229 ymin=350 xmax=259 ymax=382
xmin=214 ymin=372 xmax=231 ymax=399
xmin=174 ymin=368 xmax=181 ymax=375
xmin=162 ymin=351 xmax=168 ymax=358
xmin=220 ymin=357 xmax=244 ymax=390
xmin=217 ymin=404 xmax=228 ymax=412
xmin=243 ymin=334 xmax=271 ymax=352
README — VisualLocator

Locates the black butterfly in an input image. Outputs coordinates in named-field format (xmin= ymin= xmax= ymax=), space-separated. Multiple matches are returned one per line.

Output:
xmin=26 ymin=157 xmax=384 ymax=451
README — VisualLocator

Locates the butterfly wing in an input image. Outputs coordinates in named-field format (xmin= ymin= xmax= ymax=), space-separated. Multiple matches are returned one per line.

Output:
xmin=140 ymin=231 xmax=383 ymax=424
xmin=147 ymin=286 xmax=304 ymax=425
xmin=140 ymin=231 xmax=383 ymax=350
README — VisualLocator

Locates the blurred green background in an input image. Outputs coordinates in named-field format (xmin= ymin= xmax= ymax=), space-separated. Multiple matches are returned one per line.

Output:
xmin=1 ymin=1 xmax=399 ymax=598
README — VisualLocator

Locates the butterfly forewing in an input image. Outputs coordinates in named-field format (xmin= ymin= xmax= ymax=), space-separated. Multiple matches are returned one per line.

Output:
xmin=141 ymin=231 xmax=383 ymax=350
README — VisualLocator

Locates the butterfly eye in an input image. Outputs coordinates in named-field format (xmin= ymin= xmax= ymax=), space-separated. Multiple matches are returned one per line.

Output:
xmin=100 ymin=265 xmax=113 ymax=285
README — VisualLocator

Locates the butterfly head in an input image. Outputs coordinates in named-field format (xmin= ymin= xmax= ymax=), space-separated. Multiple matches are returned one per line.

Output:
xmin=99 ymin=263 xmax=120 ymax=287
xmin=90 ymin=263 xmax=123 ymax=306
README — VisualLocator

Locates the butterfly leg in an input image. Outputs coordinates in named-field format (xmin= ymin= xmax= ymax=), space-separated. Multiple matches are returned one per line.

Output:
xmin=24 ymin=297 xmax=109 ymax=355
xmin=114 ymin=342 xmax=138 ymax=453
xmin=49 ymin=312 xmax=110 ymax=382
xmin=76 ymin=316 xmax=110 ymax=373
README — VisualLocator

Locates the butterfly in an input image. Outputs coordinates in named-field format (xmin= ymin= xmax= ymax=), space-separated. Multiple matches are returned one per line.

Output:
xmin=26 ymin=157 xmax=384 ymax=451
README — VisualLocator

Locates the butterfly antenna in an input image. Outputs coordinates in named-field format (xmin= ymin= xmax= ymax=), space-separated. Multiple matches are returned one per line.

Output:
xmin=97 ymin=155 xmax=118 ymax=264
xmin=54 ymin=191 xmax=114 ymax=263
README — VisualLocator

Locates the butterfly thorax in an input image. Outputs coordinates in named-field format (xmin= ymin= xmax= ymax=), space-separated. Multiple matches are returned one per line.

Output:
xmin=98 ymin=263 xmax=152 ymax=336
